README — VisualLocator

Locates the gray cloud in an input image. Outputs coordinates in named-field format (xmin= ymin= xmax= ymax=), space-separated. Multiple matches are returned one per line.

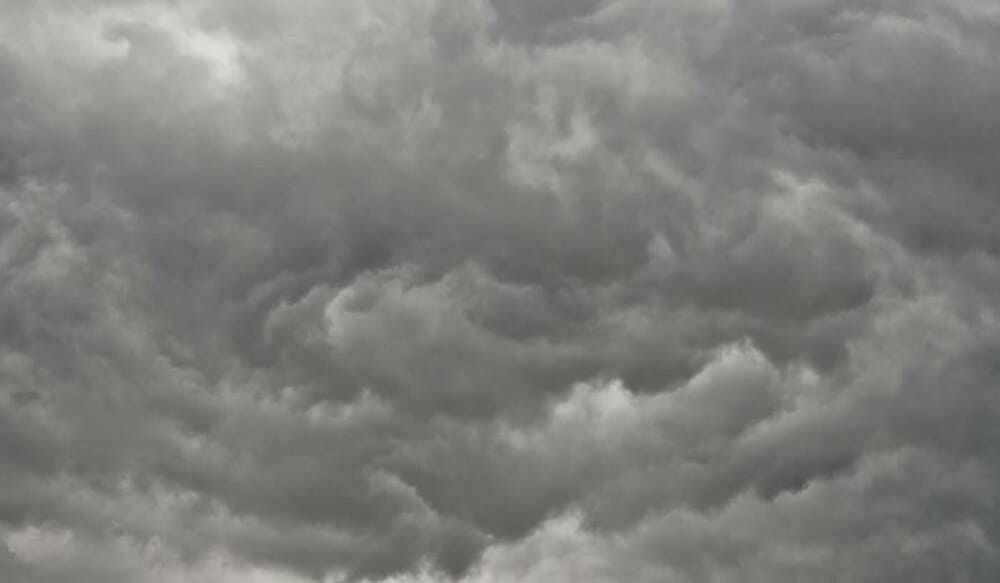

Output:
xmin=1 ymin=0 xmax=999 ymax=581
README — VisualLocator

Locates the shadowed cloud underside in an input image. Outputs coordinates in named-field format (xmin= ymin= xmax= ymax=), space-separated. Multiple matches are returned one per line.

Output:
xmin=1 ymin=0 xmax=1000 ymax=581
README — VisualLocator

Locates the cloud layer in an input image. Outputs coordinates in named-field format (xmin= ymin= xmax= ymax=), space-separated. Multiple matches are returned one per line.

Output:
xmin=2 ymin=0 xmax=999 ymax=581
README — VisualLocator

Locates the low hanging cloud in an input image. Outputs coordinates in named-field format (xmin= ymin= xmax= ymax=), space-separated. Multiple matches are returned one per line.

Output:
xmin=1 ymin=0 xmax=999 ymax=581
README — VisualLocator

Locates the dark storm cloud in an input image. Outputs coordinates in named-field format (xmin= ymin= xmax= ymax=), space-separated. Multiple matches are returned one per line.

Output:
xmin=1 ymin=0 xmax=999 ymax=581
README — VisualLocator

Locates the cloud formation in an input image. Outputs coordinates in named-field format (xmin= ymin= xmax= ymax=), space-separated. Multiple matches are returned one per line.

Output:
xmin=1 ymin=0 xmax=999 ymax=581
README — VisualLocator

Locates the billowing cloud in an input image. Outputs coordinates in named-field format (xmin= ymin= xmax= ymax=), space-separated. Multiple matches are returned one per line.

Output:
xmin=1 ymin=0 xmax=999 ymax=581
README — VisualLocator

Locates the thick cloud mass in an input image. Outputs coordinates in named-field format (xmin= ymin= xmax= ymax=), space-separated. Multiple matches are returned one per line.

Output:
xmin=2 ymin=0 xmax=1000 ymax=581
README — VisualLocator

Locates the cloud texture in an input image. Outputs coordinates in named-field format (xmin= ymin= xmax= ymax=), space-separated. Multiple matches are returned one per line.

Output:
xmin=1 ymin=0 xmax=999 ymax=581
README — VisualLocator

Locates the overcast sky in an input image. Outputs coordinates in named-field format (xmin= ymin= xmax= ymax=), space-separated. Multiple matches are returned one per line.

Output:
xmin=1 ymin=0 xmax=1000 ymax=581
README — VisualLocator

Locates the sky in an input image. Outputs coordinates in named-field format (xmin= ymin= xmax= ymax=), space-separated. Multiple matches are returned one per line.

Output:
xmin=1 ymin=0 xmax=999 ymax=581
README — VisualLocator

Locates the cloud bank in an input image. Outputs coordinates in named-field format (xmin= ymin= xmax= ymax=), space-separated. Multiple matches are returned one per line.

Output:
xmin=1 ymin=0 xmax=999 ymax=581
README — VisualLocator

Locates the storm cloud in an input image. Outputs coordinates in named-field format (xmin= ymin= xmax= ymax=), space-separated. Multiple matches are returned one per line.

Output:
xmin=1 ymin=0 xmax=999 ymax=581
